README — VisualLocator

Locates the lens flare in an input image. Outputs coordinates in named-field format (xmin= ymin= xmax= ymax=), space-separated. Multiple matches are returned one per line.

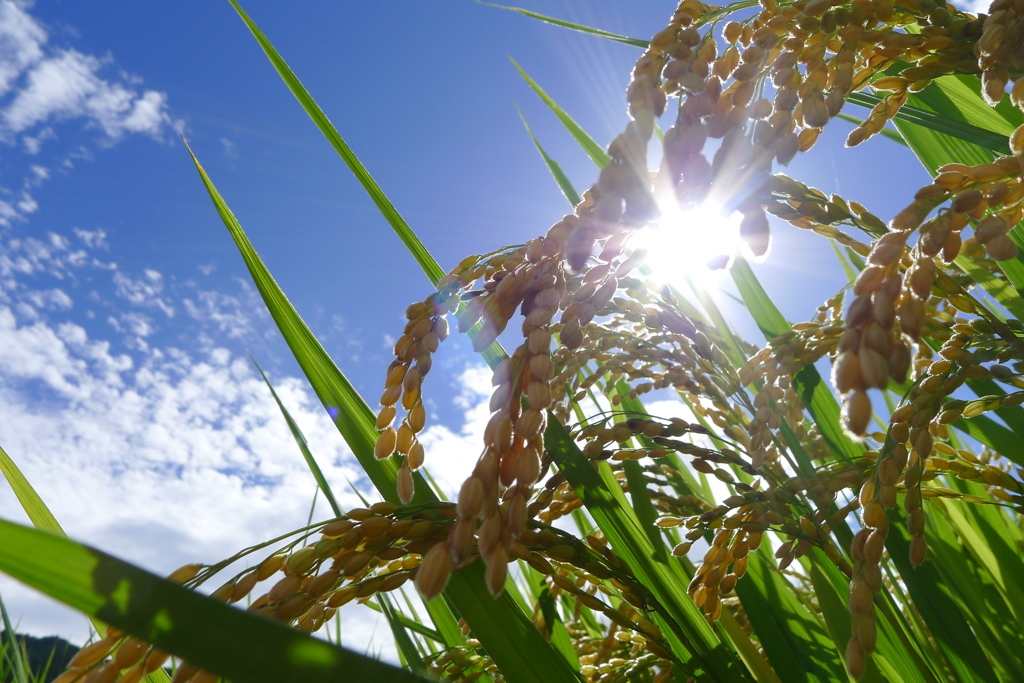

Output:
xmin=633 ymin=200 xmax=745 ymax=286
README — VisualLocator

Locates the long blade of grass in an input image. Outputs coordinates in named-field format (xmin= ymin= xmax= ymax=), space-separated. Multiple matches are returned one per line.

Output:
xmin=883 ymin=511 xmax=999 ymax=682
xmin=537 ymin=587 xmax=582 ymax=670
xmin=954 ymin=413 xmax=1022 ymax=463
xmin=379 ymin=595 xmax=426 ymax=674
xmin=363 ymin=600 xmax=444 ymax=644
xmin=0 ymin=444 xmax=124 ymax=651
xmin=226 ymin=1 xmax=512 ymax=370
xmin=938 ymin=495 xmax=1024 ymax=626
xmin=187 ymin=142 xmax=579 ymax=683
xmin=916 ymin=74 xmax=1022 ymax=136
xmin=732 ymin=549 xmax=849 ymax=683
xmin=511 ymin=59 xmax=611 ymax=169
xmin=925 ymin=500 xmax=1024 ymax=681
xmin=806 ymin=549 xmax=935 ymax=683
xmin=252 ymin=357 xmax=342 ymax=518
xmin=891 ymin=84 xmax=1024 ymax=326
xmin=186 ymin=140 xmax=400 ymax=498
xmin=227 ymin=0 xmax=445 ymax=285
xmin=515 ymin=104 xmax=582 ymax=207
xmin=479 ymin=2 xmax=649 ymax=48
xmin=203 ymin=7 xmax=548 ymax=667
xmin=847 ymin=92 xmax=1010 ymax=155
xmin=0 ymin=445 xmax=63 ymax=535
xmin=0 ymin=519 xmax=425 ymax=683
xmin=0 ymin=593 xmax=28 ymax=683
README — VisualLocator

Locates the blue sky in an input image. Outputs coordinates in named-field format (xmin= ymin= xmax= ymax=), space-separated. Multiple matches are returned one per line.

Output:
xmin=0 ymin=0 xmax=942 ymax=655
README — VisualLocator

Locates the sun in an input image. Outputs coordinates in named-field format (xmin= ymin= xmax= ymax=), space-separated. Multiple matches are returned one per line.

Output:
xmin=632 ymin=199 xmax=747 ymax=287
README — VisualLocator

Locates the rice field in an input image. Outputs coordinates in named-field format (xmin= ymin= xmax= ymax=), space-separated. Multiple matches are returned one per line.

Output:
xmin=3 ymin=1 xmax=1024 ymax=681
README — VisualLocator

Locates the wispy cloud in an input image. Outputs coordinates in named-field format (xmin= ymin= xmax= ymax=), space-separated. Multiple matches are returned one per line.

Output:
xmin=112 ymin=269 xmax=174 ymax=317
xmin=0 ymin=226 xmax=405 ymax=654
xmin=0 ymin=0 xmax=183 ymax=225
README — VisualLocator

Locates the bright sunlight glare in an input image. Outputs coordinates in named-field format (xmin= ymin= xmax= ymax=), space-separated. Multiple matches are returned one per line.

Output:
xmin=633 ymin=200 xmax=746 ymax=287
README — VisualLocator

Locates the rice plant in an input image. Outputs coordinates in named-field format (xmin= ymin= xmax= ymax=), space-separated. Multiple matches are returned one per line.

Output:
xmin=2 ymin=0 xmax=1024 ymax=682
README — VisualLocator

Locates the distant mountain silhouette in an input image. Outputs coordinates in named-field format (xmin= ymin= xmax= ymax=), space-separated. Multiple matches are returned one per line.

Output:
xmin=1 ymin=631 xmax=77 ymax=683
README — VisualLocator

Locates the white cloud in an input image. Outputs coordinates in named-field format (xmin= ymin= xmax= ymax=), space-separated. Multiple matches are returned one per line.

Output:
xmin=0 ymin=0 xmax=45 ymax=97
xmin=20 ymin=124 xmax=52 ymax=153
xmin=22 ymin=286 xmax=70 ymax=310
xmin=113 ymin=269 xmax=174 ymax=317
xmin=0 ymin=0 xmax=182 ymax=225
xmin=219 ymin=136 xmax=236 ymax=158
xmin=2 ymin=46 xmax=176 ymax=140
xmin=183 ymin=282 xmax=270 ymax=341
xmin=417 ymin=363 xmax=492 ymax=497
xmin=0 ymin=233 xmax=401 ymax=656
xmin=954 ymin=0 xmax=991 ymax=12
xmin=72 ymin=227 xmax=106 ymax=249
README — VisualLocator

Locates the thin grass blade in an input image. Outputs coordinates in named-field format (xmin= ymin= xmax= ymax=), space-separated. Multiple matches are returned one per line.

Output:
xmin=511 ymin=59 xmax=611 ymax=168
xmin=227 ymin=0 xmax=445 ymax=285
xmin=479 ymin=2 xmax=649 ymax=48
xmin=379 ymin=594 xmax=426 ymax=674
xmin=0 ymin=593 xmax=28 ymax=683
xmin=252 ymin=357 xmax=342 ymax=517
xmin=0 ymin=445 xmax=63 ymax=535
xmin=515 ymin=104 xmax=582 ymax=207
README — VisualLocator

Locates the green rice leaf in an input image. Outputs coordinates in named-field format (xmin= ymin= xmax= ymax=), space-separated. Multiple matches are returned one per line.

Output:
xmin=0 ymin=519 xmax=425 ymax=683
xmin=733 ymin=550 xmax=848 ymax=683
xmin=479 ymin=2 xmax=649 ymax=48
xmin=926 ymin=499 xmax=1024 ymax=681
xmin=952 ymin=414 xmax=1020 ymax=464
xmin=716 ymin=608 xmax=783 ymax=683
xmin=538 ymin=587 xmax=582 ymax=669
xmin=515 ymin=104 xmax=583 ymax=207
xmin=252 ymin=357 xmax=342 ymax=518
xmin=0 ymin=445 xmax=63 ymax=535
xmin=379 ymin=594 xmax=426 ymax=674
xmin=227 ymin=0 xmax=445 ymax=285
xmin=0 ymin=593 xmax=29 ymax=683
xmin=186 ymin=140 xmax=403 ymax=499
xmin=0 ymin=443 xmax=124 ymax=653
xmin=884 ymin=511 xmax=999 ymax=683
xmin=890 ymin=79 xmax=1024 ymax=297
xmin=916 ymin=75 xmax=1021 ymax=136
xmin=364 ymin=599 xmax=444 ymax=644
xmin=847 ymin=92 xmax=1009 ymax=155
xmin=511 ymin=59 xmax=612 ymax=169
xmin=420 ymin=594 xmax=466 ymax=651
xmin=939 ymin=496 xmax=1024 ymax=627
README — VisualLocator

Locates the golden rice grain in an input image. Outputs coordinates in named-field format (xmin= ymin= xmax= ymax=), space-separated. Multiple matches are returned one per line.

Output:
xmin=416 ymin=542 xmax=453 ymax=600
